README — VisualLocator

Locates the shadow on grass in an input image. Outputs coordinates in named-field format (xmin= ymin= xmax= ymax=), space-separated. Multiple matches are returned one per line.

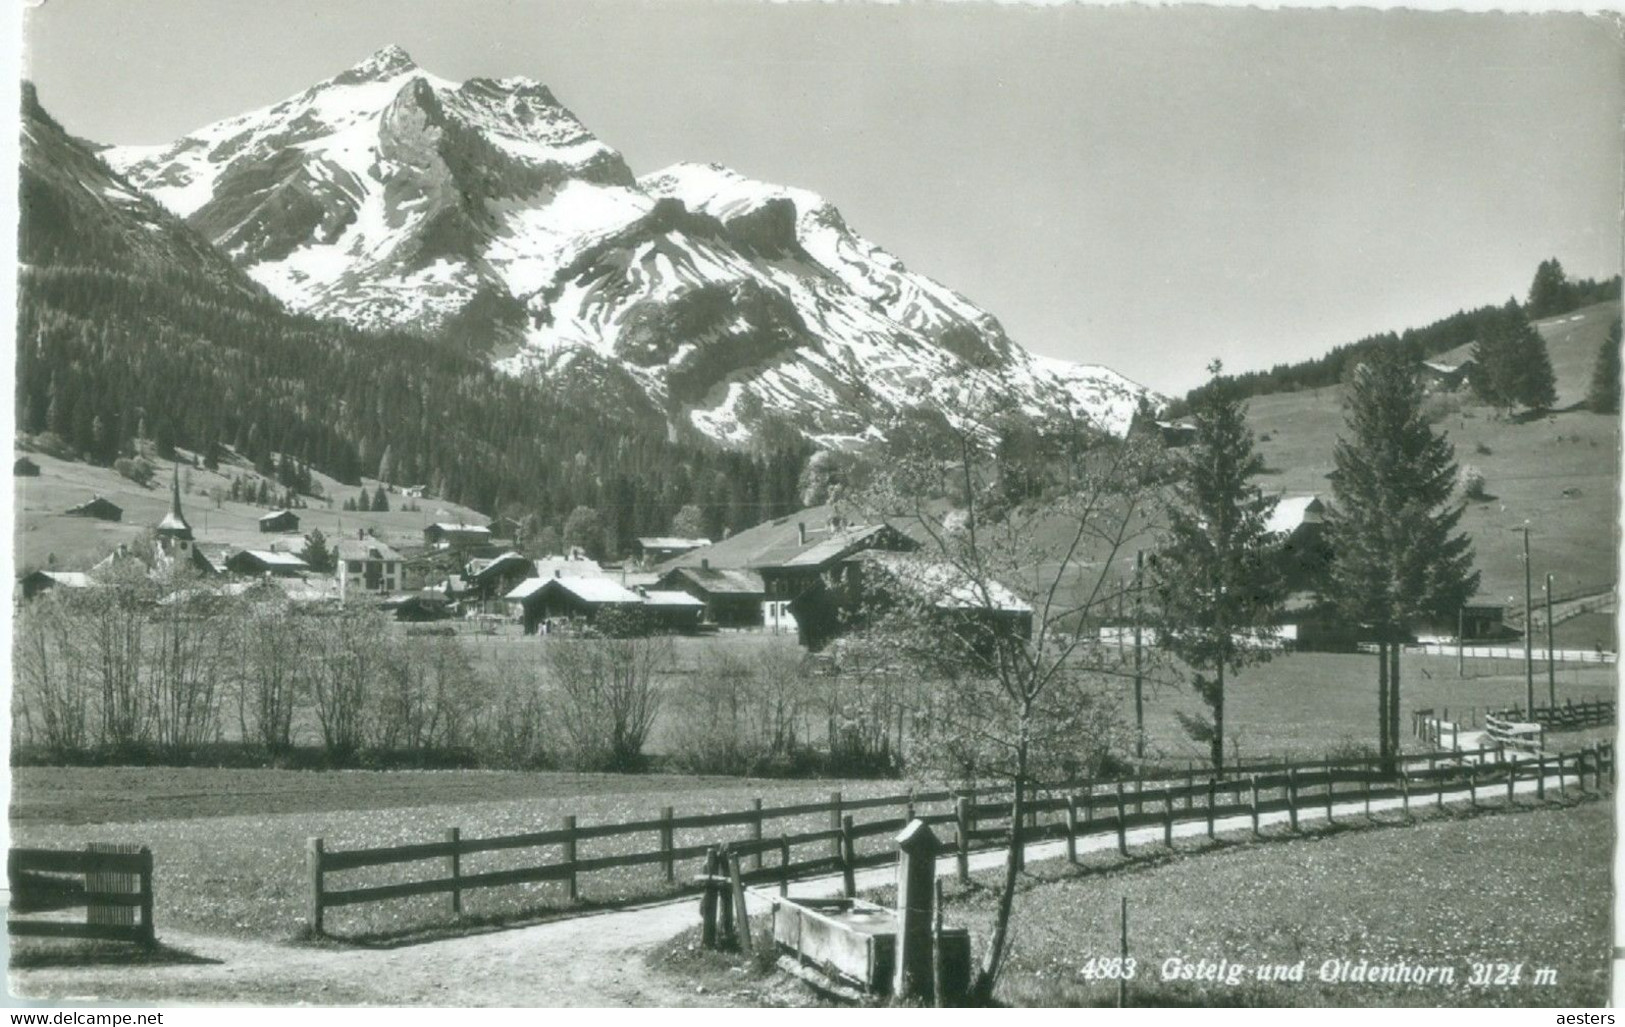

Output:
xmin=10 ymin=939 xmax=220 ymax=969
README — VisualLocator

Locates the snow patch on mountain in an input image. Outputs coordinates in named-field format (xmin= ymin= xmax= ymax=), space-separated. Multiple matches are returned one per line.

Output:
xmin=106 ymin=47 xmax=1155 ymax=446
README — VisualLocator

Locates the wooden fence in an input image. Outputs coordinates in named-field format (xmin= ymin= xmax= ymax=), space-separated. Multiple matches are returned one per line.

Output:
xmin=305 ymin=742 xmax=1614 ymax=936
xmin=1396 ymin=642 xmax=1616 ymax=665
xmin=7 ymin=845 xmax=156 ymax=946
xmin=1495 ymin=698 xmax=1616 ymax=732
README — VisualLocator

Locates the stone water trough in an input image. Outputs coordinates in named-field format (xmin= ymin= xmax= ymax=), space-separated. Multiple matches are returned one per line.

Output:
xmin=770 ymin=896 xmax=971 ymax=997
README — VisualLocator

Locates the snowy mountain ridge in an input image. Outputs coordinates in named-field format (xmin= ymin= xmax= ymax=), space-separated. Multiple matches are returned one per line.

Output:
xmin=107 ymin=46 xmax=1152 ymax=446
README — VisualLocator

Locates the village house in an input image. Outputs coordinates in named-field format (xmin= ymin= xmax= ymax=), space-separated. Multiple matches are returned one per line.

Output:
xmin=654 ymin=504 xmax=921 ymax=642
xmin=64 ymin=495 xmax=122 ymax=521
xmin=14 ymin=456 xmax=40 ymax=477
xmin=632 ymin=536 xmax=710 ymax=566
xmin=335 ymin=536 xmax=405 ymax=599
xmin=639 ymin=589 xmax=707 ymax=632
xmin=258 ymin=509 xmax=300 ymax=533
xmin=18 ymin=570 xmax=94 ymax=601
xmin=423 ymin=522 xmax=493 ymax=548
xmin=504 ymin=575 xmax=644 ymax=634
xmin=1268 ymin=494 xmax=1335 ymax=593
xmin=225 ymin=549 xmax=311 ymax=578
xmin=465 ymin=551 xmax=535 ymax=608
xmin=653 ymin=563 xmax=766 ymax=627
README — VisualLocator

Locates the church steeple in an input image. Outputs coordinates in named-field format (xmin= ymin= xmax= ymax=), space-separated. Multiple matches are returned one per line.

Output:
xmin=156 ymin=462 xmax=193 ymax=542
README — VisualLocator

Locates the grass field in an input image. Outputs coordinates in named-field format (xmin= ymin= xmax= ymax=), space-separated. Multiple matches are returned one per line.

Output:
xmin=12 ymin=445 xmax=488 ymax=574
xmin=1245 ymin=300 xmax=1621 ymax=605
xmin=943 ymin=798 xmax=1613 ymax=1007
xmin=1115 ymin=648 xmax=1616 ymax=764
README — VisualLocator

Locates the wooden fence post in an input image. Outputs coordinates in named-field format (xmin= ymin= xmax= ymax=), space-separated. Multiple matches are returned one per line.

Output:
xmin=1362 ymin=774 xmax=1372 ymax=819
xmin=1134 ymin=775 xmax=1144 ymax=815
xmin=1399 ymin=772 xmax=1411 ymax=819
xmin=1249 ymin=776 xmax=1260 ymax=838
xmin=1505 ymin=761 xmax=1516 ymax=805
xmin=137 ymin=846 xmax=155 ymax=947
xmin=750 ymin=798 xmax=764 ymax=871
xmin=1162 ymin=788 xmax=1174 ymax=847
xmin=306 ymin=837 xmax=325 ymax=937
xmin=932 ymin=878 xmax=946 ymax=1008
xmin=728 ymin=852 xmax=753 ymax=957
xmin=446 ymin=827 xmax=461 ymax=915
xmin=1287 ymin=769 xmax=1299 ymax=832
xmin=1118 ymin=896 xmax=1130 ymax=1008
xmin=1064 ymin=796 xmax=1079 ymax=864
xmin=700 ymin=848 xmax=719 ymax=949
xmin=779 ymin=835 xmax=790 ymax=897
xmin=829 ymin=791 xmax=843 ymax=862
xmin=660 ymin=806 xmax=675 ymax=884
xmin=955 ymin=796 xmax=971 ymax=883
xmin=1557 ymin=752 xmax=1567 ymax=795
xmin=1536 ymin=754 xmax=1547 ymax=801
xmin=1324 ymin=766 xmax=1334 ymax=823
xmin=1206 ymin=779 xmax=1216 ymax=839
xmin=841 ymin=814 xmax=857 ymax=898
xmin=1185 ymin=769 xmax=1195 ymax=811
xmin=906 ymin=787 xmax=916 ymax=823
xmin=1434 ymin=757 xmax=1444 ymax=808
xmin=1114 ymin=782 xmax=1128 ymax=857
xmin=717 ymin=845 xmax=735 ymax=948
xmin=1468 ymin=768 xmax=1477 ymax=809
xmin=562 ymin=814 xmax=578 ymax=902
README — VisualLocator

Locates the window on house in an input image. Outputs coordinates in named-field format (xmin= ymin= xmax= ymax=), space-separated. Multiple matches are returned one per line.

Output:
xmin=348 ymin=561 xmax=362 ymax=573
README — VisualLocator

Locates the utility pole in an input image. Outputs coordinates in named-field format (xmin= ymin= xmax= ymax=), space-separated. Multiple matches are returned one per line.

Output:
xmin=1546 ymin=573 xmax=1555 ymax=707
xmin=1134 ymin=550 xmax=1145 ymax=760
xmin=1516 ymin=526 xmax=1533 ymax=715
xmin=1457 ymin=607 xmax=1465 ymax=678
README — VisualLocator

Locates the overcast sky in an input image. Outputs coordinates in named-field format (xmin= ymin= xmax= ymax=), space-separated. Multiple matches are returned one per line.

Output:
xmin=20 ymin=0 xmax=1624 ymax=395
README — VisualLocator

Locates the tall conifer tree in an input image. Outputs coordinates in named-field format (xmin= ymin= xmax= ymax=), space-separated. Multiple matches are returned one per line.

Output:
xmin=1150 ymin=363 xmax=1286 ymax=771
xmin=1325 ymin=348 xmax=1479 ymax=771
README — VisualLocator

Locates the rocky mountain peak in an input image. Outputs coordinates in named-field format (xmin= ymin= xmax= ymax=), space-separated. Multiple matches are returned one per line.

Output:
xmin=337 ymin=44 xmax=419 ymax=83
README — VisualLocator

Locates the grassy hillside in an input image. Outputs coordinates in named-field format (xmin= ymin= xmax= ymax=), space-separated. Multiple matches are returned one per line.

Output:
xmin=13 ymin=447 xmax=490 ymax=573
xmin=1247 ymin=300 xmax=1620 ymax=604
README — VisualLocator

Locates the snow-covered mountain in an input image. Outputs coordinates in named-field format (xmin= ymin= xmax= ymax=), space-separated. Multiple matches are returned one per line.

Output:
xmin=107 ymin=46 xmax=1151 ymax=446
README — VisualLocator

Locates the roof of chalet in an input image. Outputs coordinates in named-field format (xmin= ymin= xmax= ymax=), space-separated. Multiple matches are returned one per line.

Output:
xmin=642 ymin=590 xmax=706 ymax=608
xmin=231 ymin=549 xmax=310 ymax=569
xmin=335 ymin=539 xmax=404 ymax=562
xmin=258 ymin=509 xmax=299 ymax=522
xmin=66 ymin=495 xmax=122 ymax=515
xmin=21 ymin=570 xmax=93 ymax=589
xmin=656 ymin=504 xmax=921 ymax=574
xmin=468 ymin=551 xmax=531 ymax=580
xmin=855 ymin=551 xmax=1032 ymax=613
xmin=1266 ymin=495 xmax=1324 ymax=536
xmin=636 ymin=536 xmax=710 ymax=550
xmin=533 ymin=556 xmax=605 ymax=580
xmin=429 ymin=522 xmax=491 ymax=535
xmin=505 ymin=576 xmax=643 ymax=605
xmin=659 ymin=566 xmax=765 ymax=596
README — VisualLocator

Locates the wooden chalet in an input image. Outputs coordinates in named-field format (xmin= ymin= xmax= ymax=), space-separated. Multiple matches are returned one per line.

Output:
xmin=641 ymin=589 xmax=706 ymax=631
xmin=653 ymin=564 xmax=765 ymax=627
xmin=65 ymin=495 xmax=122 ymax=522
xmin=14 ymin=456 xmax=40 ymax=477
xmin=632 ymin=536 xmax=710 ymax=565
xmin=336 ymin=537 xmax=405 ymax=598
xmin=18 ymin=570 xmax=94 ymax=601
xmin=1267 ymin=494 xmax=1334 ymax=593
xmin=505 ymin=575 xmax=644 ymax=634
xmin=424 ymin=522 xmax=493 ymax=547
xmin=225 ymin=549 xmax=311 ymax=578
xmin=258 ymin=509 xmax=301 ymax=533
xmin=465 ymin=551 xmax=535 ymax=606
